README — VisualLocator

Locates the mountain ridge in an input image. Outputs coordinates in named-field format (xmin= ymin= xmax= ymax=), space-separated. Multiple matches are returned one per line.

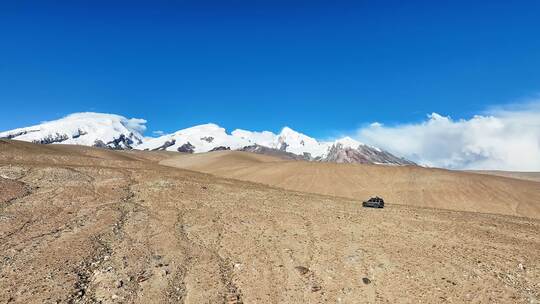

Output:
xmin=1 ymin=112 xmax=414 ymax=165
xmin=0 ymin=113 xmax=145 ymax=149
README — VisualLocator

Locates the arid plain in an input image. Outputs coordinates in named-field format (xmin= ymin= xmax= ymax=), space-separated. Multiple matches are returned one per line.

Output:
xmin=1 ymin=139 xmax=539 ymax=303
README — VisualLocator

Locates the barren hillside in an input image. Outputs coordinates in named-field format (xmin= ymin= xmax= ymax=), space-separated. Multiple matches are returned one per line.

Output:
xmin=161 ymin=151 xmax=540 ymax=219
xmin=1 ymin=140 xmax=539 ymax=303
xmin=467 ymin=170 xmax=540 ymax=183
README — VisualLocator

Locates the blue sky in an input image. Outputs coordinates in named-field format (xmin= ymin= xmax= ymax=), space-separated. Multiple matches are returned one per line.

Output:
xmin=1 ymin=1 xmax=540 ymax=138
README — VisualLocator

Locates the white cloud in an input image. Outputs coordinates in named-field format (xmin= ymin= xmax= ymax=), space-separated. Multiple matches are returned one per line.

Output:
xmin=124 ymin=117 xmax=147 ymax=133
xmin=152 ymin=130 xmax=165 ymax=136
xmin=356 ymin=102 xmax=540 ymax=171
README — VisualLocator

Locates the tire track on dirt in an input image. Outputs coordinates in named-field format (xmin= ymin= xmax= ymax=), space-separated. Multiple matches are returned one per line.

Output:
xmin=67 ymin=168 xmax=139 ymax=303
xmin=0 ymin=167 xmax=32 ymax=212
xmin=169 ymin=208 xmax=196 ymax=303
xmin=171 ymin=200 xmax=244 ymax=304
xmin=68 ymin=236 xmax=113 ymax=304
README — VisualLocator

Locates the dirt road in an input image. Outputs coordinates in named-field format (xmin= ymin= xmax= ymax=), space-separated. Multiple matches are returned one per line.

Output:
xmin=1 ymin=140 xmax=539 ymax=303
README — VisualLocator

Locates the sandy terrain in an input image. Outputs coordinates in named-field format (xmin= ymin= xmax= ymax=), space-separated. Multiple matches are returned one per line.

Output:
xmin=467 ymin=170 xmax=540 ymax=183
xmin=161 ymin=151 xmax=540 ymax=219
xmin=1 ymin=140 xmax=539 ymax=303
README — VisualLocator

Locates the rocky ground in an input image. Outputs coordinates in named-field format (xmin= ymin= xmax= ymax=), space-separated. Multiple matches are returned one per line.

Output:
xmin=0 ymin=140 xmax=539 ymax=303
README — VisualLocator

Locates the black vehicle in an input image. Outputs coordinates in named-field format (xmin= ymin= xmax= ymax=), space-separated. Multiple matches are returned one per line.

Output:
xmin=362 ymin=196 xmax=385 ymax=208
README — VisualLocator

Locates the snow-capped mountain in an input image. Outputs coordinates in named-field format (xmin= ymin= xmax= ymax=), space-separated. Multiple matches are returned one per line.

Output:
xmin=233 ymin=127 xmax=329 ymax=158
xmin=323 ymin=142 xmax=416 ymax=165
xmin=136 ymin=123 xmax=414 ymax=165
xmin=0 ymin=113 xmax=414 ymax=165
xmin=136 ymin=123 xmax=250 ymax=153
xmin=0 ymin=113 xmax=146 ymax=149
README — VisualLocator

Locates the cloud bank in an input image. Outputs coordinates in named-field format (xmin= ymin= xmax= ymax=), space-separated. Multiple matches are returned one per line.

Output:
xmin=357 ymin=102 xmax=540 ymax=171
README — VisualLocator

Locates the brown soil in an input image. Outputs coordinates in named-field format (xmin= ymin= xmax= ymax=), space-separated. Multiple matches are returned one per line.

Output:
xmin=1 ymin=140 xmax=539 ymax=303
xmin=0 ymin=177 xmax=28 ymax=204
xmin=467 ymin=170 xmax=540 ymax=183
xmin=161 ymin=151 xmax=540 ymax=219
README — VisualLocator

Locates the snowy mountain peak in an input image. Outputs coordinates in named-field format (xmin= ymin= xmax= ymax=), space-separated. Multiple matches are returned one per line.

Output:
xmin=173 ymin=123 xmax=222 ymax=135
xmin=137 ymin=123 xmax=249 ymax=153
xmin=334 ymin=136 xmax=362 ymax=149
xmin=275 ymin=127 xmax=326 ymax=156
xmin=0 ymin=112 xmax=146 ymax=149
xmin=278 ymin=127 xmax=314 ymax=142
xmin=1 ymin=113 xmax=414 ymax=165
xmin=279 ymin=126 xmax=300 ymax=136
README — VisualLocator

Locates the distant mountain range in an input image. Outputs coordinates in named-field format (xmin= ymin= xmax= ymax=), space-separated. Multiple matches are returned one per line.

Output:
xmin=0 ymin=112 xmax=415 ymax=165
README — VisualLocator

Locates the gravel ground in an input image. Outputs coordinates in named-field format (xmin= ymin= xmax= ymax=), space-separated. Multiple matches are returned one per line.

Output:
xmin=1 ymin=140 xmax=539 ymax=303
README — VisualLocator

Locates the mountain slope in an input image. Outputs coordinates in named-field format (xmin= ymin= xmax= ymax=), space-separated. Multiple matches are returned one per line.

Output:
xmin=323 ymin=142 xmax=416 ymax=165
xmin=0 ymin=112 xmax=145 ymax=149
xmin=240 ymin=144 xmax=309 ymax=160
xmin=160 ymin=150 xmax=540 ymax=219
xmin=234 ymin=128 xmax=414 ymax=165
xmin=466 ymin=170 xmax=540 ymax=182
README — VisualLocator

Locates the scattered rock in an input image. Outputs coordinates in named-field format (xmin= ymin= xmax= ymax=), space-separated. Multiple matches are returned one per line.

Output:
xmin=311 ymin=285 xmax=322 ymax=292
xmin=362 ymin=277 xmax=371 ymax=284
xmin=136 ymin=274 xmax=150 ymax=283
xmin=295 ymin=266 xmax=310 ymax=276
xmin=76 ymin=289 xmax=85 ymax=298
xmin=115 ymin=280 xmax=123 ymax=288
xmin=226 ymin=293 xmax=241 ymax=304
